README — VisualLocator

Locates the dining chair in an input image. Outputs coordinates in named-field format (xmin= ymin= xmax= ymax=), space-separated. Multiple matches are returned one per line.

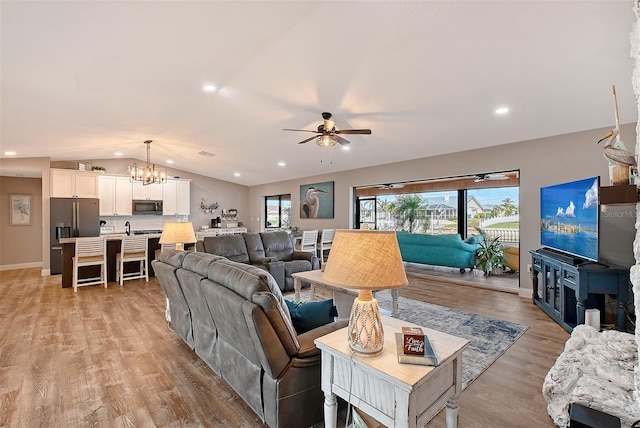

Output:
xmin=318 ymin=229 xmax=335 ymax=261
xmin=298 ymin=230 xmax=318 ymax=254
xmin=116 ymin=235 xmax=149 ymax=286
xmin=73 ymin=236 xmax=107 ymax=292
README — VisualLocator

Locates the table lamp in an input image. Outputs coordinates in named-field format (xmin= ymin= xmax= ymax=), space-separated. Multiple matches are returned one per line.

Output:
xmin=159 ymin=222 xmax=196 ymax=250
xmin=322 ymin=230 xmax=408 ymax=357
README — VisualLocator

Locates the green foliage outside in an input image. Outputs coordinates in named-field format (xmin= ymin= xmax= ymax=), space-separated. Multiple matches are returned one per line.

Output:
xmin=488 ymin=221 xmax=518 ymax=229
xmin=387 ymin=194 xmax=430 ymax=233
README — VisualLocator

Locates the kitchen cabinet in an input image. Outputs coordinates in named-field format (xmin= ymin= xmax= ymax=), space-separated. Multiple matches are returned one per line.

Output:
xmin=163 ymin=179 xmax=191 ymax=216
xmin=99 ymin=175 xmax=132 ymax=216
xmin=132 ymin=180 xmax=163 ymax=200
xmin=50 ymin=168 xmax=99 ymax=198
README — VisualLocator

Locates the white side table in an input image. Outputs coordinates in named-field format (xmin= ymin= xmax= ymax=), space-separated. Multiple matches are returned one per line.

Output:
xmin=315 ymin=316 xmax=468 ymax=428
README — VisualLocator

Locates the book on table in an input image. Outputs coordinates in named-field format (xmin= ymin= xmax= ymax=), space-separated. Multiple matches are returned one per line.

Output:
xmin=394 ymin=329 xmax=440 ymax=366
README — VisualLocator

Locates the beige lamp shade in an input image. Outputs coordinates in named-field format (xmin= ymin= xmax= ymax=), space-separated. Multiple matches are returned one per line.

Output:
xmin=159 ymin=222 xmax=196 ymax=250
xmin=322 ymin=229 xmax=408 ymax=357
xmin=322 ymin=230 xmax=408 ymax=290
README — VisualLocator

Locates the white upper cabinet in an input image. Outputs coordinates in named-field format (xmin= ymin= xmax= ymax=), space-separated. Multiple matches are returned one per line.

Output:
xmin=99 ymin=175 xmax=132 ymax=216
xmin=163 ymin=179 xmax=191 ymax=216
xmin=132 ymin=181 xmax=163 ymax=200
xmin=50 ymin=168 xmax=99 ymax=198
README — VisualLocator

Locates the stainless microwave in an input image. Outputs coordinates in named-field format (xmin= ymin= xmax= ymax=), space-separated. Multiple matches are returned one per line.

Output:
xmin=132 ymin=200 xmax=163 ymax=215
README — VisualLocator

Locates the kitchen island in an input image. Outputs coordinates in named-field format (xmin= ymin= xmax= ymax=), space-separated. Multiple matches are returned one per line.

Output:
xmin=58 ymin=234 xmax=161 ymax=288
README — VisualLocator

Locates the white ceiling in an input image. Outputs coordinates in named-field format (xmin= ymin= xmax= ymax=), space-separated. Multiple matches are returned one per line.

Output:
xmin=1 ymin=1 xmax=637 ymax=186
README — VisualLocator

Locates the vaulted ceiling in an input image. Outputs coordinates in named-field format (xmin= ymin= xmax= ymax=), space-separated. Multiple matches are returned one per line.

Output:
xmin=1 ymin=1 xmax=637 ymax=186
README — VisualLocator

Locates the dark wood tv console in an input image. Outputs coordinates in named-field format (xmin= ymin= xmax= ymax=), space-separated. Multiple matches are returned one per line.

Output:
xmin=529 ymin=249 xmax=630 ymax=332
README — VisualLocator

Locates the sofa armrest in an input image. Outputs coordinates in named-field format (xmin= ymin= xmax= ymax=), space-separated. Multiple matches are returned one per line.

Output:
xmin=265 ymin=260 xmax=286 ymax=290
xmin=295 ymin=319 xmax=349 ymax=359
xmin=291 ymin=251 xmax=321 ymax=270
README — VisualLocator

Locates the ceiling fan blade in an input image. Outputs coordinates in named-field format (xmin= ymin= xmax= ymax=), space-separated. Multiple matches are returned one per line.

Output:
xmin=335 ymin=135 xmax=351 ymax=145
xmin=297 ymin=135 xmax=320 ymax=145
xmin=486 ymin=174 xmax=509 ymax=180
xmin=283 ymin=128 xmax=320 ymax=133
xmin=335 ymin=129 xmax=372 ymax=135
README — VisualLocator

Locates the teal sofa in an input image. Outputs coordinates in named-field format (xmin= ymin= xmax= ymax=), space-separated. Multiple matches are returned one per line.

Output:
xmin=396 ymin=232 xmax=481 ymax=273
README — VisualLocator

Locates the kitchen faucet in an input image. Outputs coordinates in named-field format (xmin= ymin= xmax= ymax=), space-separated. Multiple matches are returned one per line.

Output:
xmin=125 ymin=221 xmax=131 ymax=236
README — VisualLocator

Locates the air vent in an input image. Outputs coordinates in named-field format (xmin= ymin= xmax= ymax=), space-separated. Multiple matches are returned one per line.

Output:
xmin=198 ymin=150 xmax=216 ymax=157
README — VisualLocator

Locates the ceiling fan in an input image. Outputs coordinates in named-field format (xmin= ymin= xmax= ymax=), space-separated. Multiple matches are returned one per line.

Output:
xmin=474 ymin=173 xmax=510 ymax=183
xmin=379 ymin=183 xmax=405 ymax=189
xmin=283 ymin=112 xmax=372 ymax=147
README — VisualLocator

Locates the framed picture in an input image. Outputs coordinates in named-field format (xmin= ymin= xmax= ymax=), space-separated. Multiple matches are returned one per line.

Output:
xmin=300 ymin=181 xmax=334 ymax=219
xmin=10 ymin=194 xmax=32 ymax=226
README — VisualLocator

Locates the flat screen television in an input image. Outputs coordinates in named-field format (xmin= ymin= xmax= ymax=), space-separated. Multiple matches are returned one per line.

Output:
xmin=540 ymin=176 xmax=600 ymax=262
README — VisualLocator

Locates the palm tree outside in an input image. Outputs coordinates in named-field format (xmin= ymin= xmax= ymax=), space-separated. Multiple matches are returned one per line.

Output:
xmin=387 ymin=194 xmax=430 ymax=233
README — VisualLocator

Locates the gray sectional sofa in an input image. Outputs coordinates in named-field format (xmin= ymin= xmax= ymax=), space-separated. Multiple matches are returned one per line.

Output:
xmin=152 ymin=249 xmax=347 ymax=428
xmin=195 ymin=231 xmax=320 ymax=291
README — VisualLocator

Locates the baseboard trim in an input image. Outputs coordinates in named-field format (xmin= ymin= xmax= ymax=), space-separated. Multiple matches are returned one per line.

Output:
xmin=0 ymin=261 xmax=43 ymax=272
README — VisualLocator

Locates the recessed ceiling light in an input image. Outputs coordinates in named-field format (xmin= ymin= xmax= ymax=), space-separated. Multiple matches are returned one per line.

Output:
xmin=278 ymin=161 xmax=286 ymax=167
xmin=495 ymin=107 xmax=509 ymax=115
xmin=203 ymin=84 xmax=216 ymax=92
xmin=166 ymin=159 xmax=174 ymax=164
xmin=114 ymin=151 xmax=123 ymax=156
xmin=4 ymin=151 xmax=17 ymax=156
xmin=341 ymin=146 xmax=351 ymax=151
xmin=234 ymin=172 xmax=241 ymax=177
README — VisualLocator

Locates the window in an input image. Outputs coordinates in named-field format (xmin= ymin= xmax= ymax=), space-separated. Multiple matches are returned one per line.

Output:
xmin=353 ymin=172 xmax=519 ymax=241
xmin=265 ymin=194 xmax=291 ymax=229
xmin=359 ymin=191 xmax=459 ymax=234
xmin=467 ymin=187 xmax=519 ymax=242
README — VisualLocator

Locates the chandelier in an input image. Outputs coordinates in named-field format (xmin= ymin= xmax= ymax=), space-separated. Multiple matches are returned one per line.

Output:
xmin=129 ymin=140 xmax=166 ymax=185
xmin=316 ymin=135 xmax=338 ymax=148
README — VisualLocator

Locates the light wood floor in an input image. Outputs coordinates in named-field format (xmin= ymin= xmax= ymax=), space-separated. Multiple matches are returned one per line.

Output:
xmin=0 ymin=267 xmax=568 ymax=427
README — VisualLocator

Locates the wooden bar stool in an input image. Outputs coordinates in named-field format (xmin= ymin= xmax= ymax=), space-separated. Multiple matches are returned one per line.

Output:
xmin=116 ymin=235 xmax=149 ymax=286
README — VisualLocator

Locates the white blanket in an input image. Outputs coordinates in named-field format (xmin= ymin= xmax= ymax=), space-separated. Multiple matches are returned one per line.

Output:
xmin=542 ymin=324 xmax=640 ymax=427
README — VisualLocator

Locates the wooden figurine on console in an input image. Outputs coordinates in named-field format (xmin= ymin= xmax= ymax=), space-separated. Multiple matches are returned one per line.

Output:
xmin=597 ymin=85 xmax=637 ymax=186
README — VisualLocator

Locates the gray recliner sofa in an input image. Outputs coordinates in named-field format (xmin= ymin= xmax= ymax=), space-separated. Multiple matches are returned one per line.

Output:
xmin=152 ymin=249 xmax=347 ymax=428
xmin=195 ymin=231 xmax=320 ymax=292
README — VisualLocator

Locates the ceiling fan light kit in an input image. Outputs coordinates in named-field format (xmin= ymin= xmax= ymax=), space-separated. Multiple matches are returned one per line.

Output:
xmin=283 ymin=111 xmax=372 ymax=148
xmin=317 ymin=135 xmax=338 ymax=148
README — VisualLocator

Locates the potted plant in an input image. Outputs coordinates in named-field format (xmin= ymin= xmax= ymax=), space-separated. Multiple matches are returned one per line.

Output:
xmin=475 ymin=227 xmax=505 ymax=276
xmin=91 ymin=165 xmax=106 ymax=173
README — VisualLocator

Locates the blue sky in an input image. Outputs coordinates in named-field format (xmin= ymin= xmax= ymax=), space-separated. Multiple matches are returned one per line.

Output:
xmin=540 ymin=177 xmax=598 ymax=223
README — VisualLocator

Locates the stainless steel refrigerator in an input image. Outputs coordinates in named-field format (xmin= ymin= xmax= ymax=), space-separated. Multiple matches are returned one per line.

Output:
xmin=50 ymin=198 xmax=100 ymax=275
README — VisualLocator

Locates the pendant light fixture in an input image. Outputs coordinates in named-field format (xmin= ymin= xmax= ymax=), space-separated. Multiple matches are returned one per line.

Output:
xmin=129 ymin=140 xmax=166 ymax=185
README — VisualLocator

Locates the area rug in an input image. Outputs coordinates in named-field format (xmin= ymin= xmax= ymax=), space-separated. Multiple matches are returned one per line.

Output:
xmin=290 ymin=289 xmax=528 ymax=389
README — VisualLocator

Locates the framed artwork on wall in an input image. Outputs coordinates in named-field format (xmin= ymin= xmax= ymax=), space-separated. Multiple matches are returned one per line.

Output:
xmin=10 ymin=194 xmax=32 ymax=226
xmin=300 ymin=181 xmax=334 ymax=219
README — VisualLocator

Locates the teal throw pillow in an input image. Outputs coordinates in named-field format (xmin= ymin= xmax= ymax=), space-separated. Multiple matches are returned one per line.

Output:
xmin=285 ymin=299 xmax=338 ymax=334
xmin=464 ymin=235 xmax=482 ymax=245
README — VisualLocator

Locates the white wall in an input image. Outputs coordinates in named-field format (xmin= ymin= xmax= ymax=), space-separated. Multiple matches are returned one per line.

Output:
xmin=0 ymin=176 xmax=43 ymax=269
xmin=248 ymin=123 xmax=638 ymax=297
xmin=0 ymin=157 xmax=51 ymax=274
